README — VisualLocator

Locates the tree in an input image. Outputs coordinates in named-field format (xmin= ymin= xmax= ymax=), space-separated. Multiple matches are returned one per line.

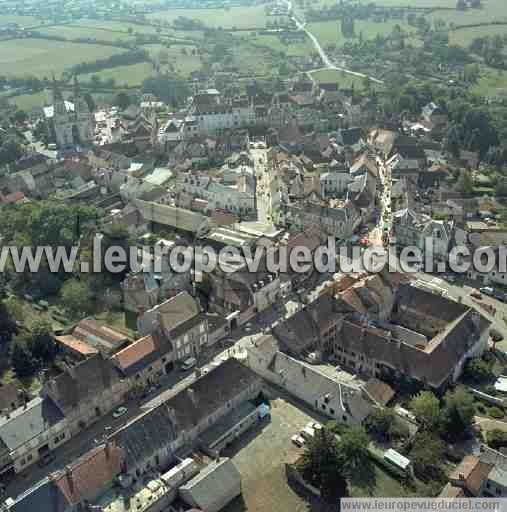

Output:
xmin=410 ymin=390 xmax=441 ymax=431
xmin=114 ymin=92 xmax=133 ymax=111
xmin=0 ymin=299 xmax=17 ymax=344
xmin=410 ymin=431 xmax=445 ymax=482
xmin=463 ymin=357 xmax=494 ymax=383
xmin=298 ymin=429 xmax=349 ymax=503
xmin=455 ymin=170 xmax=474 ymax=195
xmin=364 ymin=408 xmax=408 ymax=442
xmin=11 ymin=336 xmax=36 ymax=378
xmin=29 ymin=320 xmax=55 ymax=362
xmin=487 ymin=429 xmax=507 ymax=450
xmin=61 ymin=279 xmax=93 ymax=319
xmin=440 ymin=386 xmax=475 ymax=440
xmin=338 ymin=427 xmax=376 ymax=490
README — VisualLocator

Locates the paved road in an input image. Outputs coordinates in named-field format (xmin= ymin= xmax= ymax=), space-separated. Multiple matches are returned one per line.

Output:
xmin=284 ymin=1 xmax=383 ymax=84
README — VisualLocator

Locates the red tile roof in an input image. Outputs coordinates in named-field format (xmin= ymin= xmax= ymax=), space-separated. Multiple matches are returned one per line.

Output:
xmin=52 ymin=443 xmax=125 ymax=505
xmin=112 ymin=335 xmax=157 ymax=371
xmin=54 ymin=335 xmax=99 ymax=357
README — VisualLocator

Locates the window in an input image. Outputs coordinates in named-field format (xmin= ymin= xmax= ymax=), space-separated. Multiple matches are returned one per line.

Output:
xmin=27 ymin=454 xmax=33 ymax=461
xmin=162 ymin=357 xmax=166 ymax=363
xmin=343 ymin=415 xmax=347 ymax=422
xmin=321 ymin=404 xmax=326 ymax=410
xmin=330 ymin=408 xmax=335 ymax=415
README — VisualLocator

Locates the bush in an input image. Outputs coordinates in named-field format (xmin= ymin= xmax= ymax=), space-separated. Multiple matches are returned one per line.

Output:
xmin=489 ymin=406 xmax=504 ymax=419
xmin=488 ymin=429 xmax=507 ymax=449
xmin=477 ymin=404 xmax=487 ymax=414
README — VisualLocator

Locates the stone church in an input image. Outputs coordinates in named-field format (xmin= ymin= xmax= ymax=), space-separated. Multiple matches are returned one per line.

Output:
xmin=44 ymin=77 xmax=94 ymax=149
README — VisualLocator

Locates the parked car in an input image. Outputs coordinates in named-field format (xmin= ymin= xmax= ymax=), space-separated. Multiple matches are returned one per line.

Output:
xmin=112 ymin=406 xmax=128 ymax=418
xmin=291 ymin=434 xmax=305 ymax=447
xmin=181 ymin=357 xmax=197 ymax=371
xmin=480 ymin=287 xmax=495 ymax=297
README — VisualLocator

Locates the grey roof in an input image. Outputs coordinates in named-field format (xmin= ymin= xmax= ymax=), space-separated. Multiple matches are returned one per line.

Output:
xmin=180 ymin=458 xmax=241 ymax=511
xmin=0 ymin=397 xmax=64 ymax=452
xmin=6 ymin=477 xmax=69 ymax=512
xmin=110 ymin=401 xmax=179 ymax=470
xmin=480 ymin=446 xmax=507 ymax=488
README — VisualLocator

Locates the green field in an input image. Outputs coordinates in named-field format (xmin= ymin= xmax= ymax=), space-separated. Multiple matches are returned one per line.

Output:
xmin=146 ymin=5 xmax=271 ymax=29
xmin=80 ymin=61 xmax=155 ymax=87
xmin=142 ymin=43 xmax=202 ymax=75
xmin=0 ymin=38 xmax=126 ymax=78
xmin=310 ymin=68 xmax=373 ymax=89
xmin=427 ymin=0 xmax=507 ymax=25
xmin=35 ymin=24 xmax=136 ymax=43
xmin=250 ymin=33 xmax=314 ymax=57
xmin=471 ymin=65 xmax=507 ymax=97
xmin=308 ymin=18 xmax=416 ymax=49
xmin=374 ymin=0 xmax=457 ymax=6
xmin=450 ymin=24 xmax=507 ymax=47
xmin=8 ymin=90 xmax=52 ymax=110
xmin=0 ymin=14 xmax=45 ymax=28
xmin=9 ymin=89 xmax=115 ymax=111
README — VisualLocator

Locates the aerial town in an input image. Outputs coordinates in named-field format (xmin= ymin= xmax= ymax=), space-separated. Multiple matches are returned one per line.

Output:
xmin=1 ymin=0 xmax=507 ymax=510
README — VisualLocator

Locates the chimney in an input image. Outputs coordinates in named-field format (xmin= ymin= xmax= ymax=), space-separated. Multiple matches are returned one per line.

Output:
xmin=65 ymin=465 xmax=74 ymax=493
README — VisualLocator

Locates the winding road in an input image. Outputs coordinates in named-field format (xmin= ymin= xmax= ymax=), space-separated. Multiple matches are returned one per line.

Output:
xmin=284 ymin=0 xmax=384 ymax=84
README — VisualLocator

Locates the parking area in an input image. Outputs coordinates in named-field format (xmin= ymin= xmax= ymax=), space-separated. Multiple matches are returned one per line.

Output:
xmin=223 ymin=388 xmax=328 ymax=512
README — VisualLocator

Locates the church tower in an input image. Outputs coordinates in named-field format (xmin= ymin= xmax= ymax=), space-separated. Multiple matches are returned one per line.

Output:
xmin=52 ymin=76 xmax=74 ymax=148
xmin=73 ymin=76 xmax=94 ymax=145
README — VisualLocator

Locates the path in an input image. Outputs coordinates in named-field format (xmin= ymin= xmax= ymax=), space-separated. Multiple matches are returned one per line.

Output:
xmin=284 ymin=0 xmax=384 ymax=85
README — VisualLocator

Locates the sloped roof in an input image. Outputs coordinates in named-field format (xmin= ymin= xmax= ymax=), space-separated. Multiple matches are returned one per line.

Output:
xmin=52 ymin=443 xmax=125 ymax=505
xmin=46 ymin=355 xmax=121 ymax=413
xmin=0 ymin=397 xmax=63 ymax=452
xmin=180 ymin=458 xmax=241 ymax=512
xmin=111 ymin=334 xmax=170 ymax=376
xmin=7 ymin=477 xmax=69 ymax=512
xmin=363 ymin=378 xmax=395 ymax=406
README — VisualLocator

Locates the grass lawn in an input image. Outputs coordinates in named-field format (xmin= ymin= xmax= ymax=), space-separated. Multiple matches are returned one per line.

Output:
xmin=427 ymin=0 xmax=507 ymax=26
xmin=9 ymin=90 xmax=53 ymax=111
xmin=450 ymin=24 xmax=507 ymax=47
xmin=350 ymin=462 xmax=416 ymax=498
xmin=80 ymin=61 xmax=155 ymax=87
xmin=374 ymin=0 xmax=457 ymax=6
xmin=471 ymin=66 xmax=507 ymax=98
xmin=308 ymin=19 xmax=415 ymax=49
xmin=146 ymin=5 xmax=271 ymax=29
xmin=251 ymin=33 xmax=314 ymax=58
xmin=9 ymin=89 xmax=116 ymax=111
xmin=310 ymin=68 xmax=373 ymax=89
xmin=142 ymin=43 xmax=202 ymax=75
xmin=35 ymin=24 xmax=136 ymax=43
xmin=0 ymin=14 xmax=45 ymax=28
xmin=0 ymin=38 xmax=126 ymax=78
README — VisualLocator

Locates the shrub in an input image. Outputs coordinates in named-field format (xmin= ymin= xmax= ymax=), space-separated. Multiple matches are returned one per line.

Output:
xmin=489 ymin=406 xmax=504 ymax=419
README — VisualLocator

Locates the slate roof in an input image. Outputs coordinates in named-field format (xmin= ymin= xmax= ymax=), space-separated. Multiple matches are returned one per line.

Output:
xmin=0 ymin=397 xmax=64 ymax=452
xmin=163 ymin=358 xmax=260 ymax=432
xmin=6 ymin=477 xmax=69 ymax=512
xmin=45 ymin=355 xmax=121 ymax=414
xmin=180 ymin=458 xmax=241 ymax=512
xmin=272 ymin=294 xmax=354 ymax=355
xmin=110 ymin=402 xmax=179 ymax=471
xmin=112 ymin=359 xmax=259 ymax=469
